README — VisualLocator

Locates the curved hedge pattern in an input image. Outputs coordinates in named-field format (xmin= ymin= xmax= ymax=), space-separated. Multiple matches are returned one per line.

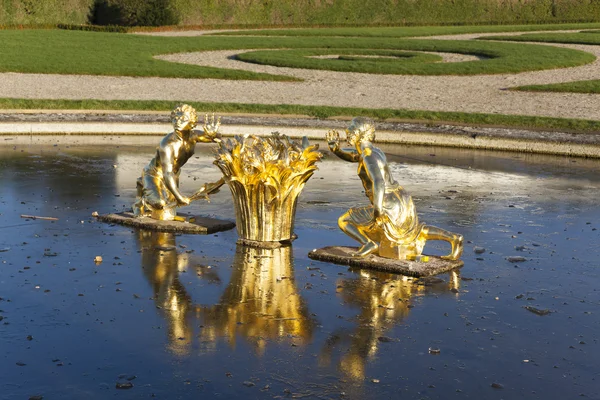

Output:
xmin=235 ymin=49 xmax=443 ymax=74
xmin=233 ymin=39 xmax=595 ymax=76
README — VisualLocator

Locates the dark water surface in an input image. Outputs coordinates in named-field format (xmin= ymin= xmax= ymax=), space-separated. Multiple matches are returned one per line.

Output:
xmin=1 ymin=138 xmax=599 ymax=399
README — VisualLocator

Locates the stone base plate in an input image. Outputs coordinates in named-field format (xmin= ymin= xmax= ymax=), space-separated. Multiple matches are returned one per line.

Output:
xmin=236 ymin=237 xmax=294 ymax=249
xmin=308 ymin=246 xmax=463 ymax=277
xmin=97 ymin=212 xmax=235 ymax=234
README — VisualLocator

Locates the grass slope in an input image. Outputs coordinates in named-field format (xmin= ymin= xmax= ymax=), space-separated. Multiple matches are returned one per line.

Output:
xmin=172 ymin=0 xmax=600 ymax=26
xmin=4 ymin=0 xmax=600 ymax=26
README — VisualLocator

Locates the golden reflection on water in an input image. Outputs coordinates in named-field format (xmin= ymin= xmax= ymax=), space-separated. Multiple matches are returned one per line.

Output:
xmin=137 ymin=231 xmax=312 ymax=356
xmin=322 ymin=269 xmax=460 ymax=380
xmin=137 ymin=230 xmax=460 ymax=381
xmin=138 ymin=231 xmax=197 ymax=356
xmin=198 ymin=243 xmax=314 ymax=355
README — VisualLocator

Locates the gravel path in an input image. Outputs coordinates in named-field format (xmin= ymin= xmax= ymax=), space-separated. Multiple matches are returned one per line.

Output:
xmin=0 ymin=30 xmax=599 ymax=120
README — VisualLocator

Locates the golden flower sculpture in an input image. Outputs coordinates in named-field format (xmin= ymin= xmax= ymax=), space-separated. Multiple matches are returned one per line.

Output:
xmin=214 ymin=133 xmax=322 ymax=243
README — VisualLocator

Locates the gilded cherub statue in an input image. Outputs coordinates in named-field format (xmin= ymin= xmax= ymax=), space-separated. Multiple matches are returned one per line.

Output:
xmin=133 ymin=104 xmax=224 ymax=221
xmin=326 ymin=117 xmax=463 ymax=260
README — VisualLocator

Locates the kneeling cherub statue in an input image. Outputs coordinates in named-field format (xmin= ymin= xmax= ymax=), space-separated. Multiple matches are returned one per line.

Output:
xmin=133 ymin=104 xmax=224 ymax=221
xmin=326 ymin=117 xmax=463 ymax=260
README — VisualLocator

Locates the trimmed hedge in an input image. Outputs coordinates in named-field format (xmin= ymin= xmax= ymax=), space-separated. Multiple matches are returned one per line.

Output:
xmin=57 ymin=23 xmax=128 ymax=32
xmin=91 ymin=0 xmax=179 ymax=26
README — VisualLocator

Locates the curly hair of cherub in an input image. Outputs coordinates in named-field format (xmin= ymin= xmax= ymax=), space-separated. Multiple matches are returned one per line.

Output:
xmin=171 ymin=103 xmax=198 ymax=127
xmin=346 ymin=117 xmax=376 ymax=143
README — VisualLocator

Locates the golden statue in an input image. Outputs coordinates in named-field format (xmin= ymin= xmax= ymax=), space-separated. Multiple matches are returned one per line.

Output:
xmin=326 ymin=117 xmax=463 ymax=260
xmin=133 ymin=104 xmax=224 ymax=221
xmin=214 ymin=133 xmax=322 ymax=243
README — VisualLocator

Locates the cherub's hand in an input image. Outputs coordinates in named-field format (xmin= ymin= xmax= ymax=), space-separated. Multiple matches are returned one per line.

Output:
xmin=326 ymin=130 xmax=340 ymax=151
xmin=203 ymin=113 xmax=221 ymax=141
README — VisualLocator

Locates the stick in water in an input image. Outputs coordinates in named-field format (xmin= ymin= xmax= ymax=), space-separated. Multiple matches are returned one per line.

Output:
xmin=20 ymin=215 xmax=59 ymax=221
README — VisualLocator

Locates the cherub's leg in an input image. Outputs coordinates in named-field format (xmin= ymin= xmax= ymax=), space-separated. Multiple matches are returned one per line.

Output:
xmin=143 ymin=175 xmax=168 ymax=211
xmin=338 ymin=211 xmax=379 ymax=257
xmin=420 ymin=225 xmax=464 ymax=260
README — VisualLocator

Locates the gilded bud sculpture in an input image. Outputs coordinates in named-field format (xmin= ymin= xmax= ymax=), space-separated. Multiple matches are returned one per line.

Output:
xmin=214 ymin=133 xmax=322 ymax=244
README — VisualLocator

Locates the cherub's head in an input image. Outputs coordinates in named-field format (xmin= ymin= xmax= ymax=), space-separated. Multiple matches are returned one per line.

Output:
xmin=171 ymin=104 xmax=198 ymax=132
xmin=346 ymin=117 xmax=375 ymax=146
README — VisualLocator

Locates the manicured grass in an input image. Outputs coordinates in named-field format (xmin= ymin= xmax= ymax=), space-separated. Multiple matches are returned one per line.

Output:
xmin=479 ymin=31 xmax=600 ymax=45
xmin=513 ymin=80 xmax=600 ymax=94
xmin=1 ymin=98 xmax=599 ymax=133
xmin=0 ymin=29 xmax=594 ymax=79
xmin=214 ymin=23 xmax=600 ymax=37
xmin=0 ymin=29 xmax=296 ymax=81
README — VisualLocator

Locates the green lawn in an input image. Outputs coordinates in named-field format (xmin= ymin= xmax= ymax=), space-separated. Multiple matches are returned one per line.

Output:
xmin=480 ymin=31 xmax=600 ymax=94
xmin=1 ymin=98 xmax=599 ymax=133
xmin=514 ymin=80 xmax=600 ymax=94
xmin=479 ymin=31 xmax=600 ymax=45
xmin=0 ymin=29 xmax=295 ymax=81
xmin=0 ymin=28 xmax=594 ymax=79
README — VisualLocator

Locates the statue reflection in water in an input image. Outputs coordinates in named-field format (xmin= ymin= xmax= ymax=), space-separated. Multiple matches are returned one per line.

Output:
xmin=137 ymin=230 xmax=313 ymax=356
xmin=137 ymin=230 xmax=460 ymax=381
xmin=320 ymin=269 xmax=460 ymax=380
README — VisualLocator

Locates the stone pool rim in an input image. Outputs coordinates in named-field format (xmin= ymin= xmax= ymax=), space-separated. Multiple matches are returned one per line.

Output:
xmin=1 ymin=110 xmax=600 ymax=158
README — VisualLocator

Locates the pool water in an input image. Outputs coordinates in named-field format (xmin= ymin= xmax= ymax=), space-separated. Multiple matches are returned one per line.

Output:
xmin=0 ymin=138 xmax=599 ymax=399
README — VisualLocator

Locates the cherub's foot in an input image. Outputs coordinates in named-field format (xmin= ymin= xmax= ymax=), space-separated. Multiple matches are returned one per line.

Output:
xmin=442 ymin=234 xmax=464 ymax=260
xmin=132 ymin=204 xmax=145 ymax=218
xmin=351 ymin=241 xmax=379 ymax=257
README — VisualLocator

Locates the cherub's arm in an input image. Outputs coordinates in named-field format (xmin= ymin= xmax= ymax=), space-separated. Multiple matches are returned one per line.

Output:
xmin=326 ymin=130 xmax=359 ymax=162
xmin=362 ymin=148 xmax=386 ymax=219
xmin=159 ymin=145 xmax=190 ymax=206
xmin=190 ymin=178 xmax=225 ymax=202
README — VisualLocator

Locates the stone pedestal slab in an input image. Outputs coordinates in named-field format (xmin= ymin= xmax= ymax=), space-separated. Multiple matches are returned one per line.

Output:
xmin=308 ymin=246 xmax=463 ymax=277
xmin=97 ymin=212 xmax=235 ymax=234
